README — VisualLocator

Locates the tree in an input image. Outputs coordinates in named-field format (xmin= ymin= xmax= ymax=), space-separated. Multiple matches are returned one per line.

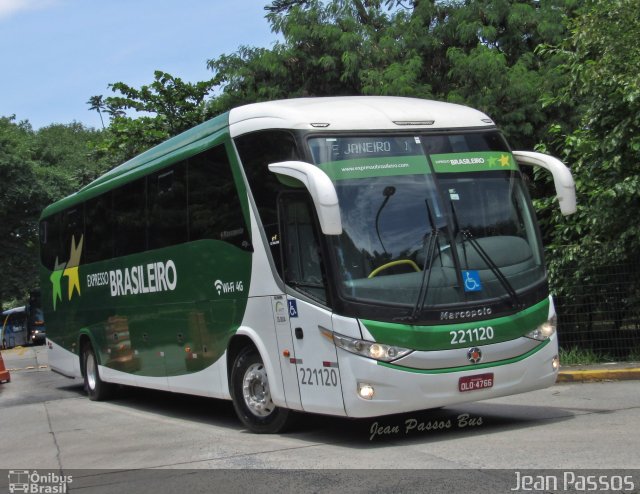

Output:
xmin=0 ymin=117 xmax=103 ymax=306
xmin=87 ymin=1 xmax=577 ymax=160
xmin=536 ymin=0 xmax=640 ymax=352
xmin=87 ymin=95 xmax=106 ymax=129
xmin=0 ymin=117 xmax=45 ymax=304
xmin=207 ymin=0 xmax=576 ymax=149
xmin=34 ymin=122 xmax=110 ymax=188
xmin=89 ymin=71 xmax=217 ymax=161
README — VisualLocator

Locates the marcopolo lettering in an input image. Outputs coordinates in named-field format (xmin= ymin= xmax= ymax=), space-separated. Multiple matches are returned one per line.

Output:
xmin=109 ymin=260 xmax=177 ymax=297
xmin=440 ymin=307 xmax=492 ymax=321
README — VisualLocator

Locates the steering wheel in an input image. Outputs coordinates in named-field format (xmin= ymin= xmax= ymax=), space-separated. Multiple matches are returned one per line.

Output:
xmin=368 ymin=259 xmax=421 ymax=278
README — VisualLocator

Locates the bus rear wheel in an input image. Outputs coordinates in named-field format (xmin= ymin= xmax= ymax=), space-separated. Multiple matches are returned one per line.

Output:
xmin=230 ymin=347 xmax=291 ymax=433
xmin=82 ymin=343 xmax=114 ymax=401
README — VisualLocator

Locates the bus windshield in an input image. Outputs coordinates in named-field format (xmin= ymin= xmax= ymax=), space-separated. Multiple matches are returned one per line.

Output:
xmin=307 ymin=133 xmax=545 ymax=311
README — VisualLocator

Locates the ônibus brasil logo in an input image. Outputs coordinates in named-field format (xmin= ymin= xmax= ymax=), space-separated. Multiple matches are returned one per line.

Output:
xmin=8 ymin=470 xmax=72 ymax=494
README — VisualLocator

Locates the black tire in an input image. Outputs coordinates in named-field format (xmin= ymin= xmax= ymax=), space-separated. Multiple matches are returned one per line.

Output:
xmin=82 ymin=343 xmax=114 ymax=401
xmin=230 ymin=346 xmax=291 ymax=433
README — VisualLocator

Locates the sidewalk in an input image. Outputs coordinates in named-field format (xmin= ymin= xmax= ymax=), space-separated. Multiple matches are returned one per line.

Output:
xmin=557 ymin=361 xmax=640 ymax=382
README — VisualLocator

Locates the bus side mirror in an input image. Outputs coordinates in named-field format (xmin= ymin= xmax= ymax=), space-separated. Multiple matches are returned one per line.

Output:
xmin=513 ymin=151 xmax=577 ymax=216
xmin=268 ymin=161 xmax=343 ymax=235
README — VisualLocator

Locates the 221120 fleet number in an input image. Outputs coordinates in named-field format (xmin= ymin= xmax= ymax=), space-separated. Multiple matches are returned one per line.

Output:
xmin=450 ymin=326 xmax=494 ymax=345
xmin=299 ymin=367 xmax=338 ymax=387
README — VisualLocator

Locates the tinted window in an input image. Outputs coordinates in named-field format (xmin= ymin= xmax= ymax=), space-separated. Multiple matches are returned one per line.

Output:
xmin=113 ymin=178 xmax=146 ymax=257
xmin=148 ymin=164 xmax=188 ymax=249
xmin=280 ymin=196 xmax=327 ymax=303
xmin=62 ymin=207 xmax=84 ymax=255
xmin=41 ymin=142 xmax=249 ymax=265
xmin=84 ymin=193 xmax=113 ymax=263
xmin=235 ymin=130 xmax=301 ymax=271
xmin=188 ymin=146 xmax=250 ymax=250
xmin=40 ymin=214 xmax=62 ymax=268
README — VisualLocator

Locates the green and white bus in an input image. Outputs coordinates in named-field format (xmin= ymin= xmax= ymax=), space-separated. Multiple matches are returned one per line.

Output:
xmin=39 ymin=97 xmax=576 ymax=433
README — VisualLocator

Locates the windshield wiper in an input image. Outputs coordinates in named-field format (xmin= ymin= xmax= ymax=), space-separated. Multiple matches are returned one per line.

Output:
xmin=374 ymin=186 xmax=396 ymax=255
xmin=461 ymin=230 xmax=521 ymax=308
xmin=448 ymin=200 xmax=521 ymax=308
xmin=407 ymin=198 xmax=443 ymax=322
xmin=410 ymin=229 xmax=439 ymax=321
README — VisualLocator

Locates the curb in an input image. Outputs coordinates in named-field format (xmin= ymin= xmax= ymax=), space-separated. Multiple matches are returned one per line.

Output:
xmin=557 ymin=367 xmax=640 ymax=383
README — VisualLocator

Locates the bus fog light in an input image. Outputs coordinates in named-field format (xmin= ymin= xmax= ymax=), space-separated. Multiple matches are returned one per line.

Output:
xmin=358 ymin=383 xmax=375 ymax=400
xmin=552 ymin=355 xmax=560 ymax=371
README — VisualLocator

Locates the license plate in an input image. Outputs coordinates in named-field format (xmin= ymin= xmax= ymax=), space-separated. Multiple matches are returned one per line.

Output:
xmin=458 ymin=373 xmax=494 ymax=392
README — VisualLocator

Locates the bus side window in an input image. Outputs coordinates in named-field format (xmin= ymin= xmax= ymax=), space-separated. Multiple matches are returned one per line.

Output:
xmin=113 ymin=178 xmax=147 ymax=257
xmin=40 ymin=213 xmax=62 ymax=269
xmin=235 ymin=130 xmax=302 ymax=274
xmin=84 ymin=193 xmax=113 ymax=263
xmin=62 ymin=206 xmax=85 ymax=259
xmin=188 ymin=145 xmax=250 ymax=250
xmin=279 ymin=195 xmax=327 ymax=304
xmin=148 ymin=164 xmax=188 ymax=249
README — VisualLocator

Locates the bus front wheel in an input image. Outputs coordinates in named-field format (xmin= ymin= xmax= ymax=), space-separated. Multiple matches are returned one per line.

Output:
xmin=230 ymin=347 xmax=291 ymax=433
xmin=82 ymin=343 xmax=113 ymax=401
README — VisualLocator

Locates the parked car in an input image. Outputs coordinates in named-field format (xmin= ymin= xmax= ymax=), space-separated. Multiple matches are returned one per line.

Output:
xmin=0 ymin=350 xmax=11 ymax=383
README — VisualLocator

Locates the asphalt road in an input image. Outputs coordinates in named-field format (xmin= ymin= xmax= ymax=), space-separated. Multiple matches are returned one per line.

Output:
xmin=1 ymin=346 xmax=639 ymax=492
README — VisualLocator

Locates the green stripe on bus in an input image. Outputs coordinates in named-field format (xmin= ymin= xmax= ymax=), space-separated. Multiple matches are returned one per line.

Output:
xmin=378 ymin=339 xmax=550 ymax=374
xmin=361 ymin=298 xmax=549 ymax=351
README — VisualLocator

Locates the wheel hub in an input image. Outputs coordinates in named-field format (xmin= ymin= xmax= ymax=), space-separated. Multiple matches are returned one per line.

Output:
xmin=86 ymin=352 xmax=97 ymax=391
xmin=242 ymin=363 xmax=275 ymax=417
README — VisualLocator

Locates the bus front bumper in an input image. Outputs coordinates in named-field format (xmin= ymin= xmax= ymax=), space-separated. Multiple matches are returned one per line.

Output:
xmin=337 ymin=336 xmax=559 ymax=418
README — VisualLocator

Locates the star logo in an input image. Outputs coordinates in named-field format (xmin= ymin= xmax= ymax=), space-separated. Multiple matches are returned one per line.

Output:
xmin=50 ymin=257 xmax=67 ymax=311
xmin=499 ymin=154 xmax=511 ymax=167
xmin=50 ymin=234 xmax=84 ymax=310
xmin=63 ymin=235 xmax=83 ymax=300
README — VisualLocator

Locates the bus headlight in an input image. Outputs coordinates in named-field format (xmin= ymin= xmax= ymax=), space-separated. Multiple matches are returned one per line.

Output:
xmin=327 ymin=330 xmax=413 ymax=362
xmin=525 ymin=315 xmax=557 ymax=341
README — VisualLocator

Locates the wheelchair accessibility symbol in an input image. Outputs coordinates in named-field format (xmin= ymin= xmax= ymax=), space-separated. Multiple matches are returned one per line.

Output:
xmin=462 ymin=270 xmax=482 ymax=292
xmin=287 ymin=299 xmax=299 ymax=318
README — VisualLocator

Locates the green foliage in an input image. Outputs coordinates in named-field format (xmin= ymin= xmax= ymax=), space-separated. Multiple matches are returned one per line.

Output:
xmin=0 ymin=117 xmax=102 ymax=305
xmin=629 ymin=346 xmax=640 ymax=363
xmin=559 ymin=346 xmax=605 ymax=366
xmin=34 ymin=122 xmax=110 ymax=188
xmin=88 ymin=0 xmax=578 ymax=158
xmin=202 ymin=0 xmax=577 ymax=151
xmin=541 ymin=0 xmax=640 ymax=267
xmin=537 ymin=0 xmax=640 ymax=345
xmin=443 ymin=0 xmax=578 ymax=148
xmin=0 ymin=117 xmax=41 ymax=304
xmin=89 ymin=71 xmax=217 ymax=161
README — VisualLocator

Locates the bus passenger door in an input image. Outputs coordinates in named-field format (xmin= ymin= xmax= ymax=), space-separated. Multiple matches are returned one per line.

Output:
xmin=279 ymin=195 xmax=346 ymax=416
